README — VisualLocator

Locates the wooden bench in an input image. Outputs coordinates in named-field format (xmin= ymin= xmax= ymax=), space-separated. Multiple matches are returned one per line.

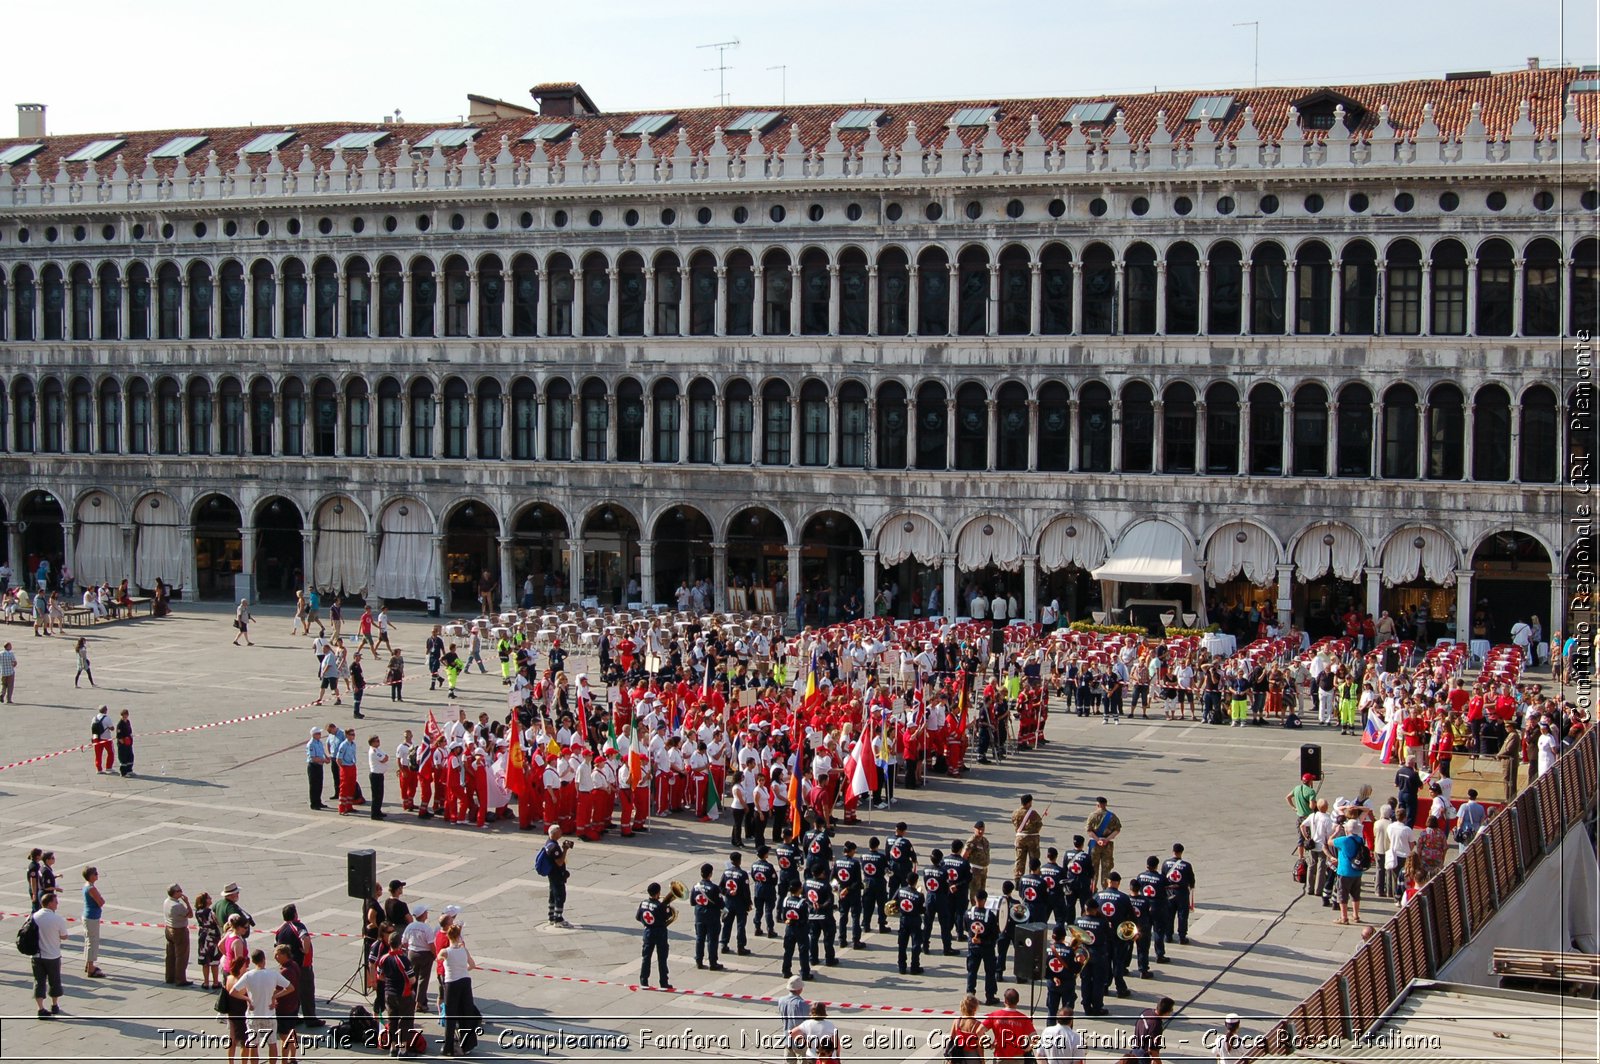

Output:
xmin=63 ymin=606 xmax=96 ymax=627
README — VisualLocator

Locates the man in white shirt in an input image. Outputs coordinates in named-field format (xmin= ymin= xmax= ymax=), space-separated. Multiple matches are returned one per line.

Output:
xmin=1036 ymin=1009 xmax=1086 ymax=1064
xmin=367 ymin=735 xmax=390 ymax=821
xmin=971 ymin=592 xmax=989 ymax=621
xmin=1212 ymin=1014 xmax=1245 ymax=1064
xmin=1386 ymin=814 xmax=1416 ymax=887
xmin=230 ymin=948 xmax=292 ymax=1057
xmin=788 ymin=1001 xmax=840 ymax=1064
xmin=1300 ymin=800 xmax=1336 ymax=903
xmin=30 ymin=892 xmax=70 ymax=1018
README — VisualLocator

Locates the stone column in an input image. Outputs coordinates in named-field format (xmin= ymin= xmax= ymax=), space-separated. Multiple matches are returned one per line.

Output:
xmin=433 ymin=269 xmax=445 ymax=338
xmin=567 ymin=537 xmax=584 ymax=605
xmin=239 ymin=525 xmax=257 ymax=600
xmin=604 ymin=268 xmax=619 ymax=337
xmin=1112 ymin=261 xmax=1125 ymax=335
xmin=945 ymin=397 xmax=957 ymax=468
xmin=1551 ymin=573 xmax=1568 ymax=641
xmin=714 ymin=266 xmax=727 ymax=337
xmin=431 ymin=534 xmax=446 ymax=607
xmin=785 ymin=544 xmax=802 ymax=617
xmin=1415 ymin=403 xmax=1428 ymax=479
xmin=271 ymin=394 xmax=284 ymax=456
xmin=1197 ymin=261 xmax=1210 ymax=333
xmin=207 ymin=276 xmax=219 ymax=339
xmin=1365 ymin=569 xmax=1382 ymax=620
xmin=713 ymin=541 xmax=730 ymax=612
xmin=826 ymin=396 xmax=839 ymax=467
xmin=500 ymin=393 xmax=513 ymax=461
xmin=1374 ymin=263 xmax=1387 ymax=336
xmin=1152 ymin=400 xmax=1165 ymax=472
xmin=637 ymin=538 xmax=655 ymax=606
xmin=1194 ymin=400 xmax=1209 ymax=474
xmin=1029 ymin=262 xmax=1042 ymax=335
xmin=643 ymin=269 xmax=656 ymax=337
xmin=1463 ymin=402 xmax=1476 ymax=480
xmin=400 ymin=271 xmax=413 ymax=338
xmin=1276 ymin=562 xmax=1295 ymax=628
xmin=863 ymin=399 xmax=876 ymax=470
xmin=1070 ymin=262 xmax=1083 ymax=336
xmin=826 ymin=264 xmax=841 ymax=335
xmin=752 ymin=266 xmax=766 ymax=337
xmin=985 ymin=399 xmax=997 ymax=471
xmin=1510 ymin=259 xmax=1524 ymax=338
xmin=1109 ymin=400 xmax=1124 ymax=473
xmin=866 ymin=266 xmax=879 ymax=335
xmin=1154 ymin=261 xmax=1168 ymax=335
xmin=6 ymin=523 xmax=22 ymax=581
xmin=942 ymin=554 xmax=958 ymax=620
xmin=788 ymin=265 xmax=801 ymax=335
xmin=118 ymin=278 xmax=130 ymax=339
xmin=432 ymin=395 xmax=445 ymax=460
xmin=120 ymin=524 xmax=136 ymax=586
xmin=1419 ymin=262 xmax=1432 ymax=336
xmin=466 ymin=270 xmax=480 ymax=338
xmin=1329 ymin=259 xmax=1343 ymax=334
xmin=904 ymin=398 xmax=917 ymax=471
xmin=862 ymin=548 xmax=878 ymax=616
xmin=292 ymin=527 xmax=308 ymax=599
xmin=1465 ymin=259 xmax=1478 ymax=337
xmin=1284 ymin=259 xmax=1297 ymax=334
xmin=789 ymin=396 xmax=802 ymax=466
xmin=572 ymin=267 xmax=586 ymax=337
xmin=907 ymin=265 xmax=920 ymax=338
xmin=947 ymin=266 xmax=959 ymax=336
xmin=1453 ymin=568 xmax=1473 ymax=643
xmin=987 ymin=263 xmax=999 ymax=335
xmin=605 ymin=394 xmax=618 ymax=462
xmin=1066 ymin=400 xmax=1079 ymax=472
xmin=1326 ymin=401 xmax=1340 ymax=477
xmin=1022 ymin=553 xmax=1038 ymax=623
xmin=500 ymin=266 xmax=513 ymax=338
xmin=498 ymin=536 xmax=515 ymax=608
xmin=1239 ymin=260 xmax=1253 ymax=336
xmin=1369 ymin=403 xmax=1381 ymax=478
xmin=679 ymin=267 xmax=692 ymax=335
xmin=1281 ymin=401 xmax=1295 ymax=476
xmin=1508 ymin=411 xmax=1522 ymax=484
xmin=534 ymin=269 xmax=548 ymax=337
xmin=1560 ymin=257 xmax=1574 ymax=336
xmin=1238 ymin=397 xmax=1252 ymax=474
xmin=1026 ymin=400 xmax=1039 ymax=471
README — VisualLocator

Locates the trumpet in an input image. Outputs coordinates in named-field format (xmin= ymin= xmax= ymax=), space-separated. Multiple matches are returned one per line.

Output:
xmin=1117 ymin=920 xmax=1141 ymax=941
xmin=883 ymin=899 xmax=900 ymax=920
xmin=666 ymin=880 xmax=686 ymax=926
xmin=1009 ymin=900 xmax=1029 ymax=922
xmin=1068 ymin=925 xmax=1096 ymax=948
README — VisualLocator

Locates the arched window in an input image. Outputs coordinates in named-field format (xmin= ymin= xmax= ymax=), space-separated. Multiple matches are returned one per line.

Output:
xmin=311 ymin=377 xmax=337 ymax=457
xmin=40 ymin=379 xmax=63 ymax=453
xmin=1425 ymin=384 xmax=1464 ymax=480
xmin=1206 ymin=382 xmax=1240 ymax=474
xmin=70 ymin=264 xmax=93 ymax=339
xmin=0 ymin=266 xmax=7 ymax=341
xmin=617 ymin=251 xmax=649 ymax=334
xmin=724 ymin=251 xmax=754 ymax=336
xmin=996 ymin=381 xmax=1028 ymax=470
xmin=877 ymin=248 xmax=909 ymax=336
xmin=1081 ymin=243 xmax=1116 ymax=334
xmin=69 ymin=377 xmax=92 ymax=453
xmin=375 ymin=377 xmax=402 ymax=457
xmin=545 ymin=377 xmax=572 ymax=461
xmin=217 ymin=377 xmax=243 ymax=455
xmin=250 ymin=377 xmax=274 ymax=456
xmin=800 ymin=380 xmax=829 ymax=465
xmin=762 ymin=380 xmax=793 ymax=464
xmin=443 ymin=256 xmax=470 ymax=337
xmin=41 ymin=265 xmax=65 ymax=340
xmin=187 ymin=377 xmax=213 ymax=455
xmin=954 ymin=382 xmax=987 ymax=470
xmin=156 ymin=376 xmax=182 ymax=454
xmin=1124 ymin=243 xmax=1157 ymax=334
xmin=1166 ymin=243 xmax=1200 ymax=334
xmin=1429 ymin=239 xmax=1468 ymax=335
xmin=1207 ymin=242 xmax=1242 ymax=334
xmin=280 ymin=259 xmax=305 ymax=339
xmin=442 ymin=377 xmax=469 ymax=458
xmin=411 ymin=258 xmax=437 ymax=337
xmin=1162 ymin=382 xmax=1197 ymax=473
xmin=1041 ymin=244 xmax=1073 ymax=334
xmin=477 ymin=255 xmax=504 ymax=338
xmin=1293 ymin=384 xmax=1329 ymax=477
xmin=546 ymin=254 xmax=574 ymax=337
xmin=839 ymin=381 xmax=868 ymax=467
xmin=651 ymin=379 xmax=680 ymax=462
xmin=1037 ymin=381 xmax=1070 ymax=471
xmin=314 ymin=257 xmax=340 ymax=337
xmin=917 ymin=248 xmax=950 ymax=335
xmin=156 ymin=263 xmax=182 ymax=339
xmin=511 ymin=254 xmax=539 ymax=337
xmin=1472 ymin=384 xmax=1511 ymax=482
xmin=1572 ymin=237 xmax=1599 ymax=337
xmin=915 ymin=382 xmax=948 ymax=470
xmin=126 ymin=263 xmax=150 ymax=340
xmin=762 ymin=250 xmax=792 ymax=335
xmin=251 ymin=260 xmax=276 ymax=339
xmin=477 ymin=378 xmax=503 ymax=459
xmin=1121 ymin=382 xmax=1155 ymax=473
xmin=409 ymin=378 xmax=435 ymax=458
xmin=1476 ymin=239 xmax=1513 ymax=336
xmin=1385 ymin=240 xmax=1422 ymax=335
xmin=1250 ymin=242 xmax=1286 ymax=334
xmin=10 ymin=265 xmax=36 ymax=341
xmin=510 ymin=377 xmax=537 ymax=461
xmin=97 ymin=263 xmax=121 ymax=340
xmin=11 ymin=379 xmax=36 ymax=452
xmin=580 ymin=252 xmax=609 ymax=337
xmin=98 ymin=378 xmax=122 ymax=454
xmin=1521 ymin=386 xmax=1559 ymax=483
xmin=281 ymin=377 xmax=306 ymax=457
xmin=1078 ymin=382 xmax=1112 ymax=472
xmin=616 ymin=378 xmax=644 ymax=462
xmin=689 ymin=251 xmax=717 ymax=336
xmin=1295 ymin=241 xmax=1332 ymax=334
xmin=1523 ymin=238 xmax=1561 ymax=337
xmin=688 ymin=378 xmax=715 ymax=463
xmin=956 ymin=247 xmax=989 ymax=336
xmin=1381 ymin=383 xmax=1419 ymax=479
xmin=127 ymin=377 xmax=150 ymax=455
xmin=997 ymin=246 xmax=1030 ymax=335
xmin=653 ymin=253 xmax=681 ymax=336
xmin=725 ymin=379 xmax=753 ymax=464
xmin=345 ymin=378 xmax=369 ymax=457
xmin=219 ymin=261 xmax=246 ymax=338
xmin=1248 ymin=383 xmax=1284 ymax=475
xmin=187 ymin=261 xmax=213 ymax=339
xmin=839 ymin=249 xmax=869 ymax=335
xmin=876 ymin=382 xmax=907 ymax=468
xmin=800 ymin=249 xmax=829 ymax=335
xmin=579 ymin=377 xmax=608 ymax=461
xmin=376 ymin=257 xmax=403 ymax=337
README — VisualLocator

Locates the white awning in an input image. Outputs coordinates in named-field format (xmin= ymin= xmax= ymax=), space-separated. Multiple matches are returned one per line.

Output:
xmin=313 ymin=497 xmax=370 ymax=596
xmin=133 ymin=495 xmax=183 ymax=589
xmin=1293 ymin=522 xmax=1365 ymax=583
xmin=1037 ymin=516 xmax=1108 ymax=573
xmin=74 ymin=491 xmax=123 ymax=587
xmin=876 ymin=513 xmax=946 ymax=568
xmin=1092 ymin=520 xmax=1201 ymax=585
xmin=374 ymin=499 xmax=438 ymax=602
xmin=1381 ymin=527 xmax=1458 ymax=587
xmin=955 ymin=514 xmax=1025 ymax=572
xmin=1204 ymin=521 xmax=1279 ymax=586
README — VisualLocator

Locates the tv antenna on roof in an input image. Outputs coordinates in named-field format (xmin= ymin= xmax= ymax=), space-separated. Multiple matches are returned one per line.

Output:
xmin=699 ymin=38 xmax=740 ymax=107
xmin=768 ymin=65 xmax=788 ymax=107
xmin=1233 ymin=21 xmax=1260 ymax=87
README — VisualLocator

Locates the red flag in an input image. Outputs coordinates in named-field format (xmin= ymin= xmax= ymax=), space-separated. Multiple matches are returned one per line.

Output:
xmin=787 ymin=767 xmax=802 ymax=841
xmin=423 ymin=710 xmax=443 ymax=744
xmin=846 ymin=729 xmax=879 ymax=800
xmin=505 ymin=713 xmax=529 ymax=795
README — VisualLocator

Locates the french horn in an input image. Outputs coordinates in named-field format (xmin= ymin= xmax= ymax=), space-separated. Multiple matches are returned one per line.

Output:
xmin=1009 ymin=900 xmax=1029 ymax=922
xmin=1068 ymin=925 xmax=1096 ymax=948
xmin=1117 ymin=920 xmax=1141 ymax=941
xmin=665 ymin=879 xmax=687 ymax=926
xmin=884 ymin=899 xmax=900 ymax=920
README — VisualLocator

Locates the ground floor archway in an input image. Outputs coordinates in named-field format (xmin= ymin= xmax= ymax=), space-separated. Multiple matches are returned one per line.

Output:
xmin=192 ymin=493 xmax=243 ymax=600
xmin=511 ymin=503 xmax=569 ymax=607
xmin=444 ymin=499 xmax=498 ymax=612
xmin=1470 ymin=531 xmax=1552 ymax=644
xmin=254 ymin=496 xmax=304 ymax=601
xmin=581 ymin=505 xmax=639 ymax=606
xmin=652 ymin=506 xmax=712 ymax=608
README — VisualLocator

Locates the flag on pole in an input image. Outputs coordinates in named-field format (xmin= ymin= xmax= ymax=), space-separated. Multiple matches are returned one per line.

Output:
xmin=846 ymin=730 xmax=879 ymax=800
xmin=787 ymin=765 xmax=803 ymax=841
xmin=505 ymin=713 xmax=529 ymax=795
xmin=801 ymin=649 xmax=823 ymax=719
xmin=423 ymin=710 xmax=443 ymax=744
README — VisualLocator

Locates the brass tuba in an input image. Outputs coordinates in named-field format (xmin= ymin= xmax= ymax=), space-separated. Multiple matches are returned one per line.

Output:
xmin=1009 ymin=900 xmax=1029 ymax=922
xmin=665 ymin=880 xmax=687 ymax=926
xmin=1117 ymin=920 xmax=1141 ymax=941
xmin=884 ymin=899 xmax=900 ymax=920
xmin=1068 ymin=925 xmax=1096 ymax=948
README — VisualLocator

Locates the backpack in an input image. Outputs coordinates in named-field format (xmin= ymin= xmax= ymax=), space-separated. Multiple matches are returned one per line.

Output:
xmin=534 ymin=844 xmax=554 ymax=877
xmin=15 ymin=914 xmax=40 ymax=956
xmin=91 ymin=716 xmax=105 ymax=738
xmin=1352 ymin=840 xmax=1373 ymax=872
xmin=347 ymin=1005 xmax=379 ymax=1047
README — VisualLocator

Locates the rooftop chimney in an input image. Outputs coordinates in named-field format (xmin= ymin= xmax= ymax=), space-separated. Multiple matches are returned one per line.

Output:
xmin=17 ymin=103 xmax=45 ymax=139
xmin=529 ymin=82 xmax=599 ymax=118
xmin=1527 ymin=56 xmax=1540 ymax=70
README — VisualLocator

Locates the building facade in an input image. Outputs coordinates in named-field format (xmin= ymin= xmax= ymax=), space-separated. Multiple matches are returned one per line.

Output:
xmin=0 ymin=70 xmax=1594 ymax=639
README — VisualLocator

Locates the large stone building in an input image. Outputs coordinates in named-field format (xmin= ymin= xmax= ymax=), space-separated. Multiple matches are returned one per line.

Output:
xmin=0 ymin=67 xmax=1593 ymax=640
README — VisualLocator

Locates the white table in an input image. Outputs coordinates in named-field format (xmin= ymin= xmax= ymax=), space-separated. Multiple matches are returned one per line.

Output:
xmin=1469 ymin=639 xmax=1491 ymax=665
xmin=1202 ymin=633 xmax=1238 ymax=657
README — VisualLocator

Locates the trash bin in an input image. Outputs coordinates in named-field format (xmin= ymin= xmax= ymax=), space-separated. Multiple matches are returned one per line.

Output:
xmin=426 ymin=595 xmax=441 ymax=617
xmin=233 ymin=573 xmax=255 ymax=604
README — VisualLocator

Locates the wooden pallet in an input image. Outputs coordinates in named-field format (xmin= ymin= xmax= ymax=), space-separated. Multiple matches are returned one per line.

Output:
xmin=1492 ymin=948 xmax=1600 ymax=984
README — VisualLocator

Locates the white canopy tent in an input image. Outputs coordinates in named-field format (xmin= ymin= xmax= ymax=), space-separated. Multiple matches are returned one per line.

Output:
xmin=373 ymin=499 xmax=438 ymax=602
xmin=1092 ymin=520 xmax=1205 ymax=622
xmin=74 ymin=492 xmax=123 ymax=586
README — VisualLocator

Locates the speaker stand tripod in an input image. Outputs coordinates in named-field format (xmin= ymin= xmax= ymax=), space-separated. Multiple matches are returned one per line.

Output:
xmin=327 ymin=905 xmax=371 ymax=1007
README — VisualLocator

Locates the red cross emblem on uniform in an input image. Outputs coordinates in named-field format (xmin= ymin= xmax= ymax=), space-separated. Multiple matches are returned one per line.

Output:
xmin=900 ymin=898 xmax=914 ymax=913
xmin=1048 ymin=956 xmax=1065 ymax=973
xmin=809 ymin=840 xmax=822 ymax=853
xmin=642 ymin=910 xmax=656 ymax=925
xmin=970 ymin=921 xmax=985 ymax=938
xmin=927 ymin=876 xmax=941 ymax=891
xmin=1167 ymin=868 xmax=1183 ymax=882
xmin=1142 ymin=885 xmax=1157 ymax=897
xmin=1023 ymin=886 xmax=1037 ymax=901
xmin=837 ymin=868 xmax=851 ymax=882
xmin=785 ymin=907 xmax=799 ymax=922
xmin=754 ymin=869 xmax=767 ymax=882
xmin=695 ymin=893 xmax=709 ymax=906
xmin=1069 ymin=861 xmax=1084 ymax=874
xmin=1100 ymin=901 xmax=1117 ymax=918
xmin=725 ymin=881 xmax=738 ymax=894
xmin=806 ymin=889 xmax=820 ymax=905
xmin=779 ymin=855 xmax=792 ymax=868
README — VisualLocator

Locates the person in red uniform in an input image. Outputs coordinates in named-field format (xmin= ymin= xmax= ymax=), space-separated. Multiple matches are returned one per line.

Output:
xmin=396 ymin=730 xmax=419 ymax=812
xmin=981 ymin=988 xmax=1038 ymax=1061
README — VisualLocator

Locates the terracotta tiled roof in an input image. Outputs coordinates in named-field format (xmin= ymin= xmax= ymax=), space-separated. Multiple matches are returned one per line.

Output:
xmin=1 ymin=66 xmax=1594 ymax=182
